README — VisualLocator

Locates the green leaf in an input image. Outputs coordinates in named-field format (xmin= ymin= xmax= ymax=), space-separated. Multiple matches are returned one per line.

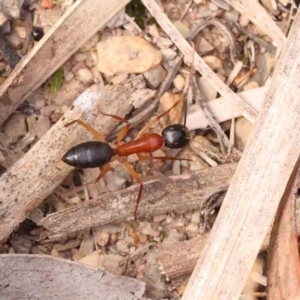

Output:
xmin=49 ymin=68 xmax=64 ymax=94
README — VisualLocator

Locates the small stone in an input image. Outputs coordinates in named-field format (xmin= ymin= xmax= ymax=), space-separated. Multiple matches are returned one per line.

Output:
xmin=194 ymin=0 xmax=202 ymax=3
xmin=208 ymin=3 xmax=219 ymax=11
xmin=64 ymin=196 xmax=81 ymax=205
xmin=94 ymin=231 xmax=109 ymax=247
xmin=102 ymin=254 xmax=125 ymax=275
xmin=96 ymin=36 xmax=162 ymax=75
xmin=8 ymin=247 xmax=15 ymax=254
xmin=173 ymin=75 xmax=185 ymax=91
xmin=53 ymin=239 xmax=81 ymax=251
xmin=197 ymin=38 xmax=214 ymax=55
xmin=33 ymin=115 xmax=51 ymax=139
xmin=106 ymin=171 xmax=127 ymax=191
xmin=27 ymin=208 xmax=44 ymax=226
xmin=80 ymin=33 xmax=100 ymax=52
xmin=116 ymin=240 xmax=129 ymax=254
xmin=77 ymin=68 xmax=93 ymax=84
xmin=50 ymin=248 xmax=59 ymax=257
xmin=110 ymin=233 xmax=118 ymax=244
xmin=79 ymin=250 xmax=103 ymax=268
xmin=203 ymin=56 xmax=223 ymax=71
xmin=172 ymin=160 xmax=181 ymax=175
xmin=143 ymin=64 xmax=167 ymax=88
xmin=15 ymin=26 xmax=26 ymax=39
xmin=198 ymin=77 xmax=218 ymax=100
xmin=173 ymin=21 xmax=190 ymax=39
xmin=141 ymin=223 xmax=160 ymax=237
xmin=138 ymin=233 xmax=148 ymax=244
xmin=191 ymin=210 xmax=201 ymax=224
xmin=239 ymin=14 xmax=250 ymax=27
xmin=243 ymin=81 xmax=260 ymax=91
xmin=153 ymin=214 xmax=167 ymax=223
xmin=224 ymin=10 xmax=239 ymax=22
xmin=64 ymin=72 xmax=74 ymax=82
xmin=186 ymin=222 xmax=199 ymax=238
xmin=74 ymin=53 xmax=87 ymax=62
xmin=172 ymin=217 xmax=186 ymax=228
xmin=161 ymin=229 xmax=186 ymax=248
xmin=160 ymin=92 xmax=184 ymax=124
xmin=165 ymin=215 xmax=173 ymax=224
xmin=110 ymin=74 xmax=128 ymax=85
xmin=3 ymin=113 xmax=27 ymax=144
xmin=148 ymin=25 xmax=160 ymax=38
xmin=95 ymin=223 xmax=123 ymax=234
xmin=6 ymin=33 xmax=22 ymax=49
xmin=79 ymin=236 xmax=95 ymax=256
xmin=161 ymin=48 xmax=177 ymax=61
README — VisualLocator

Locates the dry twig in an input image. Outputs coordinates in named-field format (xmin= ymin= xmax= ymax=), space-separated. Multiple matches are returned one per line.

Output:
xmin=181 ymin=8 xmax=300 ymax=299
xmin=41 ymin=163 xmax=237 ymax=238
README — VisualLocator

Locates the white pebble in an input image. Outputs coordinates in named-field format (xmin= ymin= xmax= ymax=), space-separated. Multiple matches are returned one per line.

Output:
xmin=95 ymin=231 xmax=109 ymax=247
xmin=77 ymin=68 xmax=93 ymax=83
xmin=165 ymin=215 xmax=173 ymax=224
xmin=191 ymin=210 xmax=201 ymax=224
xmin=65 ymin=72 xmax=74 ymax=82
xmin=203 ymin=56 xmax=223 ymax=71
xmin=186 ymin=222 xmax=199 ymax=238
xmin=141 ymin=223 xmax=160 ymax=237
xmin=173 ymin=75 xmax=185 ymax=91
xmin=74 ymin=53 xmax=87 ymax=62
xmin=239 ymin=14 xmax=250 ymax=27
xmin=224 ymin=10 xmax=239 ymax=23
xmin=153 ymin=214 xmax=167 ymax=223
xmin=208 ymin=3 xmax=219 ymax=11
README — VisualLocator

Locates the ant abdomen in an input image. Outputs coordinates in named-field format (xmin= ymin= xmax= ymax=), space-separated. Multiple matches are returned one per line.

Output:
xmin=62 ymin=141 xmax=114 ymax=168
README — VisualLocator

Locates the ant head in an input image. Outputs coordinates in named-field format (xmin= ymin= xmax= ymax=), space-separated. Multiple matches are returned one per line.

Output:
xmin=162 ymin=124 xmax=190 ymax=149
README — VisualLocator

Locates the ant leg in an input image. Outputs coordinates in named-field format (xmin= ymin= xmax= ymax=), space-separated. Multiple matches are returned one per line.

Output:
xmin=136 ymin=100 xmax=183 ymax=139
xmin=99 ymin=110 xmax=131 ymax=145
xmin=60 ymin=163 xmax=111 ymax=197
xmin=137 ymin=153 xmax=192 ymax=162
xmin=123 ymin=161 xmax=143 ymax=222
xmin=65 ymin=119 xmax=106 ymax=142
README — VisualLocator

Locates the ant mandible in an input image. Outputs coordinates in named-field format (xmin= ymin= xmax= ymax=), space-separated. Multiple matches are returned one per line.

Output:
xmin=60 ymin=98 xmax=190 ymax=221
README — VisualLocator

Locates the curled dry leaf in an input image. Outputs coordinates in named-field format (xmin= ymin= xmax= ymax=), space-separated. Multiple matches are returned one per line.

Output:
xmin=96 ymin=36 xmax=162 ymax=75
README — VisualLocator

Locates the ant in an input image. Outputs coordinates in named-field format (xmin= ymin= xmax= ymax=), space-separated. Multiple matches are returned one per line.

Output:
xmin=60 ymin=98 xmax=190 ymax=221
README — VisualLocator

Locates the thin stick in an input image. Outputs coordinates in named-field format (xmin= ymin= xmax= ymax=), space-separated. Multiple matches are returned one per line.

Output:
xmin=0 ymin=0 xmax=130 ymax=126
xmin=182 ymin=8 xmax=300 ymax=300
xmin=141 ymin=0 xmax=257 ymax=123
